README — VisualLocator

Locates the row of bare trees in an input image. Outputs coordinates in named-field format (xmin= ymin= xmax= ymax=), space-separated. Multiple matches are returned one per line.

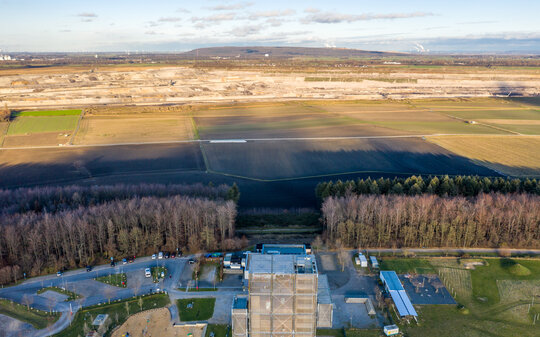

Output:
xmin=0 ymin=195 xmax=238 ymax=284
xmin=0 ymin=183 xmax=234 ymax=214
xmin=322 ymin=193 xmax=540 ymax=249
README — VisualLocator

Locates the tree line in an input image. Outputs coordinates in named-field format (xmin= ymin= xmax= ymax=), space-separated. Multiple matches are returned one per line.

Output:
xmin=0 ymin=182 xmax=239 ymax=215
xmin=0 ymin=193 xmax=239 ymax=285
xmin=321 ymin=193 xmax=540 ymax=249
xmin=316 ymin=175 xmax=540 ymax=200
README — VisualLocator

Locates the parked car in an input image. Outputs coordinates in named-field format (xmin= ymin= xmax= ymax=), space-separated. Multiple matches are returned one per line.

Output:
xmin=128 ymin=256 xmax=135 ymax=263
xmin=56 ymin=271 xmax=63 ymax=277
xmin=86 ymin=265 xmax=93 ymax=272
xmin=122 ymin=258 xmax=128 ymax=265
xmin=165 ymin=252 xmax=170 ymax=259
xmin=158 ymin=252 xmax=164 ymax=259
xmin=171 ymin=253 xmax=176 ymax=259
xmin=145 ymin=268 xmax=151 ymax=278
xmin=152 ymin=254 xmax=157 ymax=260
xmin=111 ymin=260 xmax=116 ymax=267
xmin=188 ymin=258 xmax=196 ymax=264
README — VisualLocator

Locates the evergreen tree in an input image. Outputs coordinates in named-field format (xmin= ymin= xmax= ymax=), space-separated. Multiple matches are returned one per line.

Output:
xmin=227 ymin=183 xmax=240 ymax=203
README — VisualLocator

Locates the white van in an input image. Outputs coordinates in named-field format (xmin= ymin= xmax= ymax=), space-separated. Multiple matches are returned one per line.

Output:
xmin=145 ymin=268 xmax=151 ymax=278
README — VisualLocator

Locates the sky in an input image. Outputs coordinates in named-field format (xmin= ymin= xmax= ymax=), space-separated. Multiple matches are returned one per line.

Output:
xmin=0 ymin=0 xmax=539 ymax=53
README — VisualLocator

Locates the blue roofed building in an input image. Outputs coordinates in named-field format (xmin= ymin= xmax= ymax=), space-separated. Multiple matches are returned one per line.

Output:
xmin=380 ymin=271 xmax=418 ymax=319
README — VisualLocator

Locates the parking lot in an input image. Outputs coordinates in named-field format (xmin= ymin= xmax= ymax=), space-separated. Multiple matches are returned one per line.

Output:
xmin=0 ymin=250 xmax=460 ymax=336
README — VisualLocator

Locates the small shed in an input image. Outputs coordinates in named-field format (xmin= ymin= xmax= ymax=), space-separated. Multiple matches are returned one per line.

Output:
xmin=358 ymin=254 xmax=368 ymax=267
xmin=383 ymin=325 xmax=400 ymax=336
xmin=370 ymin=256 xmax=379 ymax=269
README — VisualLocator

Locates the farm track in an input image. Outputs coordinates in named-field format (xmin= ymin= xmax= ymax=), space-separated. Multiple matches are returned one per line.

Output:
xmin=1 ymin=133 xmax=537 ymax=150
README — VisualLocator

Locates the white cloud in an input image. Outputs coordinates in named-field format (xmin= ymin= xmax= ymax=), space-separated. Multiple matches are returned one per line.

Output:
xmin=158 ymin=17 xmax=182 ymax=22
xmin=208 ymin=2 xmax=253 ymax=11
xmin=302 ymin=11 xmax=434 ymax=24
xmin=229 ymin=25 xmax=262 ymax=37
xmin=77 ymin=12 xmax=98 ymax=18
xmin=248 ymin=9 xmax=295 ymax=20
xmin=191 ymin=13 xmax=236 ymax=23
xmin=304 ymin=8 xmax=320 ymax=14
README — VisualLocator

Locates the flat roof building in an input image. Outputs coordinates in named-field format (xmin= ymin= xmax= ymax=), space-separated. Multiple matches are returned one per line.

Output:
xmin=380 ymin=271 xmax=417 ymax=318
xmin=261 ymin=244 xmax=307 ymax=255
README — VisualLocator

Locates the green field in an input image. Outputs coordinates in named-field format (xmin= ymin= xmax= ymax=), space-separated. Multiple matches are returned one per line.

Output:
xmin=13 ymin=110 xmax=82 ymax=117
xmin=379 ymin=258 xmax=435 ymax=274
xmin=94 ymin=273 xmax=127 ymax=287
xmin=0 ymin=298 xmax=60 ymax=329
xmin=391 ymin=257 xmax=540 ymax=337
xmin=7 ymin=115 xmax=79 ymax=135
xmin=205 ymin=324 xmax=231 ymax=337
xmin=470 ymin=258 xmax=540 ymax=305
xmin=37 ymin=286 xmax=81 ymax=301
xmin=54 ymin=293 xmax=170 ymax=337
xmin=177 ymin=298 xmax=216 ymax=321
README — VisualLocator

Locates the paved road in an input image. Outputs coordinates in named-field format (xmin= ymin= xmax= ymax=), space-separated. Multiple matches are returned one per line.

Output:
xmin=0 ymin=256 xmax=189 ymax=337
xmin=364 ymin=247 xmax=540 ymax=256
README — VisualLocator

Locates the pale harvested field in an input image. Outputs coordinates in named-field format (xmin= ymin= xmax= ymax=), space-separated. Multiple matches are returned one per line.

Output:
xmin=74 ymin=114 xmax=194 ymax=145
xmin=427 ymin=135 xmax=540 ymax=177
xmin=0 ymin=122 xmax=8 ymax=146
xmin=112 ymin=308 xmax=206 ymax=337
xmin=2 ymin=132 xmax=71 ymax=147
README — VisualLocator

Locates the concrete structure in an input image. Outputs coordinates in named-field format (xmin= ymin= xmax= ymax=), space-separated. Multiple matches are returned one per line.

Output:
xmin=316 ymin=275 xmax=333 ymax=327
xmin=380 ymin=271 xmax=417 ymax=318
xmin=236 ymin=253 xmax=319 ymax=337
xmin=344 ymin=297 xmax=375 ymax=315
xmin=232 ymin=296 xmax=248 ymax=337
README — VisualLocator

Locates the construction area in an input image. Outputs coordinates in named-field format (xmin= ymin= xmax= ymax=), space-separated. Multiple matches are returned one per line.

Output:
xmin=233 ymin=244 xmax=333 ymax=337
xmin=111 ymin=308 xmax=207 ymax=337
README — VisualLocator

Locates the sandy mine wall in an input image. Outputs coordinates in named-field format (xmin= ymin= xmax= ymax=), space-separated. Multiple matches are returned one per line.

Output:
xmin=1 ymin=67 xmax=539 ymax=109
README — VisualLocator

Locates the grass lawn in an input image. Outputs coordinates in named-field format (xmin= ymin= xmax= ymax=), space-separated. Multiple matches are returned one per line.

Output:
xmin=7 ymin=115 xmax=79 ymax=135
xmin=37 ymin=286 xmax=81 ymax=301
xmin=394 ymin=257 xmax=540 ymax=337
xmin=0 ymin=298 xmax=60 ymax=329
xmin=54 ymin=293 xmax=170 ymax=337
xmin=379 ymin=258 xmax=435 ymax=274
xmin=177 ymin=298 xmax=216 ymax=321
xmin=317 ymin=328 xmax=345 ymax=337
xmin=94 ymin=273 xmax=127 ymax=288
xmin=405 ymin=304 xmax=539 ymax=337
xmin=236 ymin=211 xmax=320 ymax=229
xmin=14 ymin=110 xmax=82 ymax=117
xmin=205 ymin=324 xmax=231 ymax=337
xmin=151 ymin=266 xmax=168 ymax=283
xmin=345 ymin=329 xmax=381 ymax=337
xmin=470 ymin=258 xmax=540 ymax=306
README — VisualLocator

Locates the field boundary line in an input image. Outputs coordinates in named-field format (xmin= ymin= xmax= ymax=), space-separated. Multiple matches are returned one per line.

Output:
xmin=1 ymin=133 xmax=538 ymax=151
xmin=69 ymin=109 xmax=85 ymax=145
xmin=202 ymin=169 xmax=506 ymax=183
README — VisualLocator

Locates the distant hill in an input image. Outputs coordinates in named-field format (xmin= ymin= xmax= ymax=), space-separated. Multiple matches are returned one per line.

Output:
xmin=181 ymin=46 xmax=405 ymax=58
